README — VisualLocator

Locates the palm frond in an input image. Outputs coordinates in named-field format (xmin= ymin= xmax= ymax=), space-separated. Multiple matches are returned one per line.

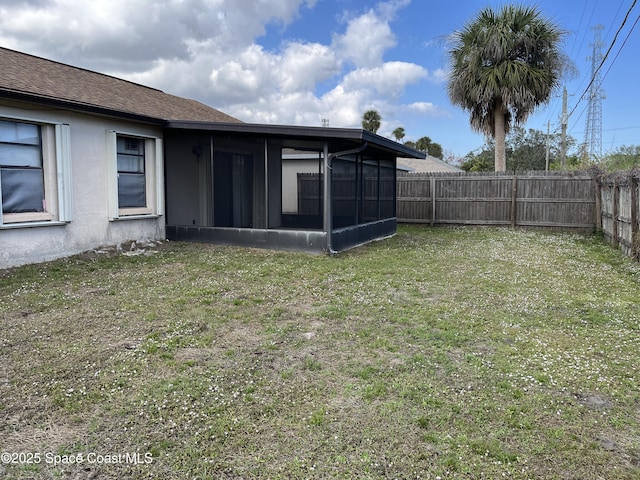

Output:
xmin=447 ymin=4 xmax=565 ymax=169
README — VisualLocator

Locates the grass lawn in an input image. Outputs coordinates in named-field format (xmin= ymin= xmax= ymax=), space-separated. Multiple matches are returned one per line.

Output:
xmin=1 ymin=225 xmax=639 ymax=479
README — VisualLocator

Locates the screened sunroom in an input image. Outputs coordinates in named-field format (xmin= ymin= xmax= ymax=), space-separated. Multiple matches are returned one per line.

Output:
xmin=163 ymin=122 xmax=424 ymax=253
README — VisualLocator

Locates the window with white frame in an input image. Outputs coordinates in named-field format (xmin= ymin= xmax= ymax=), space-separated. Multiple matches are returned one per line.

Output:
xmin=117 ymin=136 xmax=146 ymax=208
xmin=0 ymin=117 xmax=72 ymax=227
xmin=108 ymin=131 xmax=163 ymax=219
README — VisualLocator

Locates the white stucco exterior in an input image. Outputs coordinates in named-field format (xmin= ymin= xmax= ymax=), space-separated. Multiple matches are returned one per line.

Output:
xmin=282 ymin=156 xmax=323 ymax=214
xmin=0 ymin=100 xmax=165 ymax=269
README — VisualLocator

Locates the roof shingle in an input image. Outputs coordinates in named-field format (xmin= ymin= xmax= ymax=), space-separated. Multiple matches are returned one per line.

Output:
xmin=0 ymin=47 xmax=241 ymax=124
xmin=397 ymin=155 xmax=463 ymax=173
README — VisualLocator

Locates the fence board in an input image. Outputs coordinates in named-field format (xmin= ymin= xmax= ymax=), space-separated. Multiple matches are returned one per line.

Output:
xmin=397 ymin=173 xmax=596 ymax=231
xmin=599 ymin=172 xmax=640 ymax=259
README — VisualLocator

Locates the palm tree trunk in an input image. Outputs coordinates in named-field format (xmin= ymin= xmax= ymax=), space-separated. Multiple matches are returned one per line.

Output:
xmin=494 ymin=106 xmax=507 ymax=172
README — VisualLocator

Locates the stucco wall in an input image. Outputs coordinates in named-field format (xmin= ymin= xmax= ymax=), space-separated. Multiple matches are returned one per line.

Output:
xmin=0 ymin=101 xmax=165 ymax=269
xmin=282 ymin=158 xmax=322 ymax=214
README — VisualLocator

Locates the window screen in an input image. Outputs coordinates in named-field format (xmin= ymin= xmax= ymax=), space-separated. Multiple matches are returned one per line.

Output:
xmin=0 ymin=120 xmax=45 ymax=214
xmin=117 ymin=136 xmax=146 ymax=208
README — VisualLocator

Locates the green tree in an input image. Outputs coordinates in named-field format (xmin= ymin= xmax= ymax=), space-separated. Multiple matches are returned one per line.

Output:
xmin=392 ymin=127 xmax=405 ymax=143
xmin=429 ymin=142 xmax=444 ymax=159
xmin=404 ymin=137 xmax=444 ymax=158
xmin=447 ymin=5 xmax=565 ymax=172
xmin=507 ymin=126 xmax=577 ymax=171
xmin=507 ymin=127 xmax=547 ymax=171
xmin=415 ymin=136 xmax=432 ymax=154
xmin=362 ymin=110 xmax=381 ymax=133
xmin=461 ymin=147 xmax=494 ymax=172
xmin=462 ymin=127 xmax=577 ymax=172
xmin=600 ymin=145 xmax=640 ymax=172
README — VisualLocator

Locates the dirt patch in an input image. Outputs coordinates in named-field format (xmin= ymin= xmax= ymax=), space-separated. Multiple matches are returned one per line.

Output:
xmin=2 ymin=419 xmax=86 ymax=453
xmin=597 ymin=436 xmax=619 ymax=452
xmin=174 ymin=347 xmax=219 ymax=363
xmin=81 ymin=240 xmax=167 ymax=260
xmin=575 ymin=392 xmax=612 ymax=409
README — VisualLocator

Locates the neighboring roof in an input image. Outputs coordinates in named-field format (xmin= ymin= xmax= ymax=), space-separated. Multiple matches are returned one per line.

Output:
xmin=397 ymin=155 xmax=463 ymax=172
xmin=0 ymin=47 xmax=241 ymax=124
xmin=166 ymin=120 xmax=427 ymax=159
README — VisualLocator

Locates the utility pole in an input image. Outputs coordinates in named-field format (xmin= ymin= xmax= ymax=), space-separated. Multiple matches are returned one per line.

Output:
xmin=545 ymin=120 xmax=550 ymax=171
xmin=560 ymin=86 xmax=568 ymax=169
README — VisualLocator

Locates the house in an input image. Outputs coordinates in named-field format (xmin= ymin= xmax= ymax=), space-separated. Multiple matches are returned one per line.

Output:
xmin=0 ymin=47 xmax=424 ymax=268
xmin=397 ymin=155 xmax=463 ymax=173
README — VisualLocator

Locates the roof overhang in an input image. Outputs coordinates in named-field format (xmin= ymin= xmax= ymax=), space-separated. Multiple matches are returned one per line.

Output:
xmin=0 ymin=88 xmax=165 ymax=125
xmin=165 ymin=120 xmax=426 ymax=159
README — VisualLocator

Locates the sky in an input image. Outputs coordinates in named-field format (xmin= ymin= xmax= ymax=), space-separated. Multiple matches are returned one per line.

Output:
xmin=1 ymin=0 xmax=638 ymax=160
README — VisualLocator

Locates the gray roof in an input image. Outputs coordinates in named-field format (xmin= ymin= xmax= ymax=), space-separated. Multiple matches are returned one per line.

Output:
xmin=397 ymin=155 xmax=463 ymax=172
xmin=0 ymin=47 xmax=241 ymax=124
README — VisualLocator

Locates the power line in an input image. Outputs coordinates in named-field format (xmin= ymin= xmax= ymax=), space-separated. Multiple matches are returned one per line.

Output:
xmin=543 ymin=1 xmax=618 ymax=139
xmin=570 ymin=0 xmax=599 ymax=92
xmin=567 ymin=0 xmax=638 ymax=122
xmin=568 ymin=103 xmax=589 ymax=135
xmin=567 ymin=0 xmax=590 ymax=59
xmin=537 ymin=2 xmax=638 ymax=148
xmin=603 ymin=125 xmax=640 ymax=132
xmin=599 ymin=12 xmax=640 ymax=84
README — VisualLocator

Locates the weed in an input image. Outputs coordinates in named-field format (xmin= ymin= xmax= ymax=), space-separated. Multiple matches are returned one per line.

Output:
xmin=309 ymin=407 xmax=326 ymax=426
xmin=303 ymin=357 xmax=322 ymax=371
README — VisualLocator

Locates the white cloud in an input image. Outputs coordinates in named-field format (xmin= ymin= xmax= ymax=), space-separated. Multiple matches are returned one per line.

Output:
xmin=280 ymin=42 xmax=341 ymax=92
xmin=376 ymin=0 xmax=412 ymax=21
xmin=332 ymin=9 xmax=396 ymax=68
xmin=0 ymin=0 xmax=311 ymax=71
xmin=431 ymin=68 xmax=449 ymax=84
xmin=228 ymin=90 xmax=324 ymax=125
xmin=208 ymin=45 xmax=280 ymax=103
xmin=0 ymin=0 xmax=449 ymax=133
xmin=407 ymin=102 xmax=450 ymax=118
xmin=342 ymin=62 xmax=428 ymax=97
xmin=320 ymin=85 xmax=371 ymax=126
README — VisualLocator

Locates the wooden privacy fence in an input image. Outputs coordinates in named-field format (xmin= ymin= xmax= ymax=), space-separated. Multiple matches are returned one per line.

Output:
xmin=397 ymin=172 xmax=597 ymax=231
xmin=597 ymin=171 xmax=640 ymax=260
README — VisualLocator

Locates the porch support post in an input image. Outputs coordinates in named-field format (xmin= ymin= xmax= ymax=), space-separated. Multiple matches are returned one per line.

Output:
xmin=324 ymin=142 xmax=367 ymax=254
xmin=210 ymin=135 xmax=215 ymax=226
xmin=377 ymin=158 xmax=381 ymax=221
xmin=264 ymin=137 xmax=269 ymax=229
xmin=323 ymin=141 xmax=333 ymax=253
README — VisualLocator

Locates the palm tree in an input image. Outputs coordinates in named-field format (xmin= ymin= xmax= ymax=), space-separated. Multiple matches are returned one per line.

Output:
xmin=447 ymin=5 xmax=564 ymax=172
xmin=362 ymin=110 xmax=381 ymax=133
xmin=429 ymin=142 xmax=444 ymax=159
xmin=415 ymin=136 xmax=432 ymax=154
xmin=392 ymin=127 xmax=405 ymax=143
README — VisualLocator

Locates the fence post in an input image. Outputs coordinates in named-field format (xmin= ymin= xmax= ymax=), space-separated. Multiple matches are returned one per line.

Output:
xmin=511 ymin=175 xmax=518 ymax=228
xmin=594 ymin=176 xmax=602 ymax=231
xmin=430 ymin=176 xmax=436 ymax=227
xmin=631 ymin=173 xmax=638 ymax=260
xmin=613 ymin=180 xmax=619 ymax=249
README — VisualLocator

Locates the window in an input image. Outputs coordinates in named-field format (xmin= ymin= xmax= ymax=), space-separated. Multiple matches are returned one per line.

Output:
xmin=0 ymin=120 xmax=44 ymax=214
xmin=107 ymin=131 xmax=163 ymax=219
xmin=117 ymin=136 xmax=146 ymax=208
xmin=0 ymin=117 xmax=72 ymax=227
